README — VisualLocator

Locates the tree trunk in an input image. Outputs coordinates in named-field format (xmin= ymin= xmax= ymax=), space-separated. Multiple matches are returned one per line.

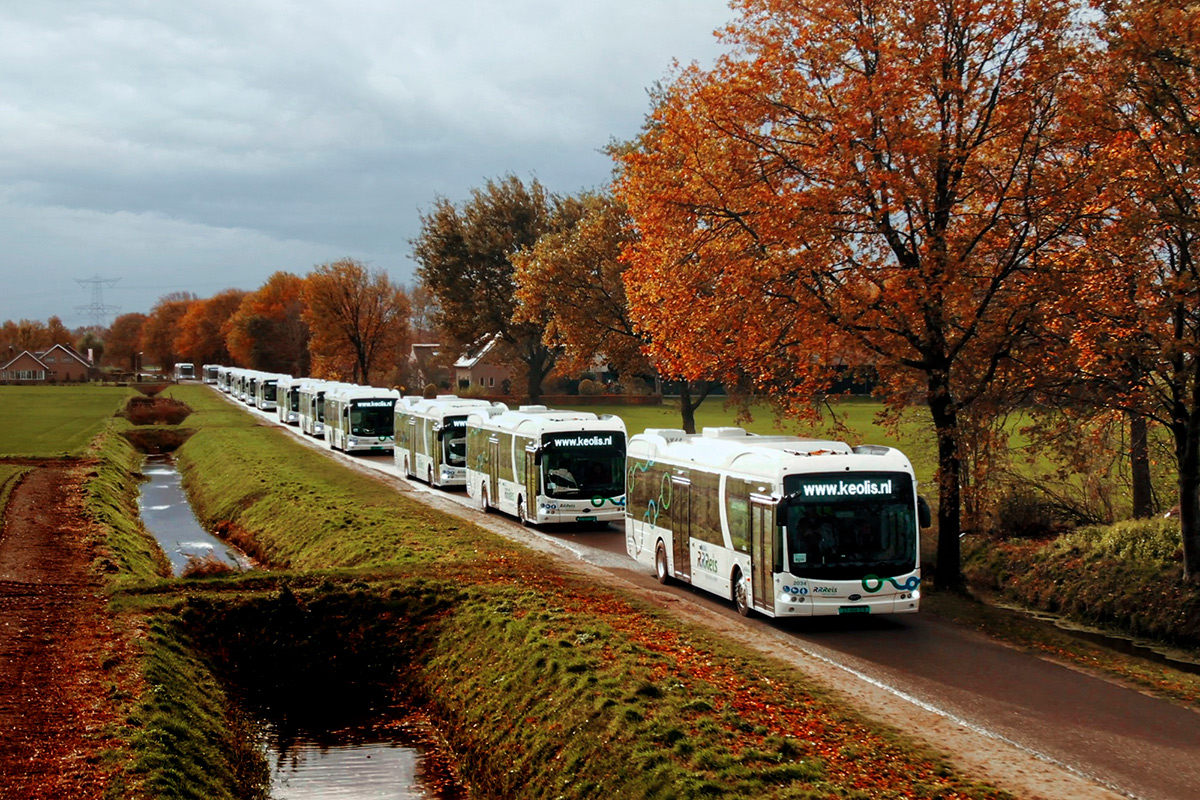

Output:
xmin=928 ymin=371 xmax=963 ymax=591
xmin=676 ymin=381 xmax=714 ymax=434
xmin=1130 ymin=412 xmax=1154 ymax=519
xmin=1178 ymin=392 xmax=1200 ymax=583
xmin=679 ymin=384 xmax=697 ymax=434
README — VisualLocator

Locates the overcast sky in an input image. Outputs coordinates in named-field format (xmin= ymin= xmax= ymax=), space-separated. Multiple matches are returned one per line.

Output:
xmin=0 ymin=0 xmax=732 ymax=327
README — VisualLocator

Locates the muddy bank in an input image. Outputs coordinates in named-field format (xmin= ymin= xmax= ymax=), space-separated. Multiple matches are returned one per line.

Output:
xmin=0 ymin=465 xmax=136 ymax=799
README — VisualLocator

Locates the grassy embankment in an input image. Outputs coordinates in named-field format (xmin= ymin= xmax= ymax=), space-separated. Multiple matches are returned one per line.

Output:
xmin=104 ymin=382 xmax=1010 ymax=799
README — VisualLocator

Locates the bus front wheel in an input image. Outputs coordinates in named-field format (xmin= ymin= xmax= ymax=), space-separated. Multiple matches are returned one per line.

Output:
xmin=655 ymin=542 xmax=670 ymax=585
xmin=732 ymin=568 xmax=751 ymax=617
xmin=517 ymin=498 xmax=533 ymax=527
xmin=479 ymin=484 xmax=490 ymax=513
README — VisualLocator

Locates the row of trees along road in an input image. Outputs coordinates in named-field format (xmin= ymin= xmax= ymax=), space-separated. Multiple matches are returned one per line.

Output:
xmin=105 ymin=259 xmax=410 ymax=387
xmin=607 ymin=0 xmax=1200 ymax=588
xmin=411 ymin=1 xmax=1197 ymax=590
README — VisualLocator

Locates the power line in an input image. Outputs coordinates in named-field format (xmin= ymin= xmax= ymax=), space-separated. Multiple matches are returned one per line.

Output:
xmin=75 ymin=274 xmax=121 ymax=328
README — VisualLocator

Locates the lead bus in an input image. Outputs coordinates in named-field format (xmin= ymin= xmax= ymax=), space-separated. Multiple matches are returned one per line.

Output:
xmin=625 ymin=427 xmax=929 ymax=618
xmin=395 ymin=396 xmax=508 ymax=489
xmin=324 ymin=385 xmax=400 ymax=453
xmin=465 ymin=405 xmax=627 ymax=526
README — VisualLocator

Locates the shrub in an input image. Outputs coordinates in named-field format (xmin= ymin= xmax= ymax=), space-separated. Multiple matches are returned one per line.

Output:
xmin=578 ymin=379 xmax=599 ymax=396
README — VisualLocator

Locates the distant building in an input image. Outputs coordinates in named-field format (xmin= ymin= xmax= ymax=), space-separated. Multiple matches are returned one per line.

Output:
xmin=409 ymin=343 xmax=450 ymax=390
xmin=1 ymin=344 xmax=93 ymax=383
xmin=453 ymin=335 xmax=512 ymax=392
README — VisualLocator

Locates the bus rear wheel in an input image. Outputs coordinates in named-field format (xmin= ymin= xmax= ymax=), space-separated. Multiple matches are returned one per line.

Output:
xmin=732 ymin=568 xmax=751 ymax=617
xmin=655 ymin=541 xmax=670 ymax=584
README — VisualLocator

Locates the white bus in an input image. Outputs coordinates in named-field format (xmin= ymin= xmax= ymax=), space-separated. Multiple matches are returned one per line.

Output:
xmin=254 ymin=372 xmax=287 ymax=412
xmin=396 ymin=396 xmax=508 ymax=488
xmin=216 ymin=366 xmax=233 ymax=393
xmin=202 ymin=364 xmax=220 ymax=384
xmin=297 ymin=378 xmax=331 ymax=437
xmin=241 ymin=371 xmax=259 ymax=405
xmin=466 ymin=405 xmax=627 ymax=525
xmin=275 ymin=375 xmax=302 ymax=425
xmin=324 ymin=385 xmax=400 ymax=453
xmin=625 ymin=427 xmax=928 ymax=618
xmin=174 ymin=362 xmax=196 ymax=381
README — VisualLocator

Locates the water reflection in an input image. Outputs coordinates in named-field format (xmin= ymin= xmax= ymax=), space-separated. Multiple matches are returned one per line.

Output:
xmin=138 ymin=455 xmax=251 ymax=575
xmin=265 ymin=717 xmax=468 ymax=799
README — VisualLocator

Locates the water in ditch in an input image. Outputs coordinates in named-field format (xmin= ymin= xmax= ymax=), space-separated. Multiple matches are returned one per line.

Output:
xmin=138 ymin=456 xmax=471 ymax=795
xmin=263 ymin=714 xmax=469 ymax=799
xmin=138 ymin=454 xmax=252 ymax=575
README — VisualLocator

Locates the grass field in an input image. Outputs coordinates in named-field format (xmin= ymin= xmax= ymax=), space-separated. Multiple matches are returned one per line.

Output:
xmin=0 ymin=385 xmax=133 ymax=457
xmin=560 ymin=396 xmax=940 ymax=487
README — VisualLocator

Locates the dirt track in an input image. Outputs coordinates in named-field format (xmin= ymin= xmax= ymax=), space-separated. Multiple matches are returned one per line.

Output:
xmin=0 ymin=464 xmax=129 ymax=798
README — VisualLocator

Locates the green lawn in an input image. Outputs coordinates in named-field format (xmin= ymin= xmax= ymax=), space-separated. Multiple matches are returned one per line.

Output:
xmin=0 ymin=385 xmax=134 ymax=457
xmin=560 ymin=396 xmax=939 ymax=486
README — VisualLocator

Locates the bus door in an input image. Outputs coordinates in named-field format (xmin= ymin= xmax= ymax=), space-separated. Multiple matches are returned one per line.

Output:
xmin=405 ymin=418 xmax=418 ymax=472
xmin=524 ymin=445 xmax=539 ymax=509
xmin=671 ymin=477 xmax=691 ymax=581
xmin=750 ymin=496 xmax=776 ymax=610
xmin=486 ymin=435 xmax=501 ymax=500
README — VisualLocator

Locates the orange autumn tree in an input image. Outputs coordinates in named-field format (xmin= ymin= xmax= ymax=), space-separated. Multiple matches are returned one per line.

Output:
xmin=104 ymin=312 xmax=147 ymax=371
xmin=303 ymin=258 xmax=410 ymax=385
xmin=512 ymin=190 xmax=719 ymax=432
xmin=617 ymin=0 xmax=1093 ymax=588
xmin=226 ymin=272 xmax=310 ymax=375
xmin=174 ymin=288 xmax=247 ymax=367
xmin=141 ymin=293 xmax=196 ymax=372
xmin=1065 ymin=0 xmax=1200 ymax=580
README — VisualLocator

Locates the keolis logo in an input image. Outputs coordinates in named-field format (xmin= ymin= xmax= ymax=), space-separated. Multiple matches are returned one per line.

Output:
xmin=801 ymin=479 xmax=893 ymax=498
xmin=550 ymin=434 xmax=615 ymax=448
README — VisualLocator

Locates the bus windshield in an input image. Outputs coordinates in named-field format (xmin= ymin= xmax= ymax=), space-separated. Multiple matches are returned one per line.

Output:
xmin=263 ymin=383 xmax=277 ymax=402
xmin=780 ymin=472 xmax=917 ymax=580
xmin=541 ymin=432 xmax=625 ymax=500
xmin=442 ymin=416 xmax=468 ymax=467
xmin=350 ymin=401 xmax=395 ymax=437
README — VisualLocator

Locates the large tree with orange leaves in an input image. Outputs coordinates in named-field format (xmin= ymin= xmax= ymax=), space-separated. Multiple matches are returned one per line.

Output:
xmin=302 ymin=259 xmax=410 ymax=385
xmin=141 ymin=293 xmax=196 ymax=372
xmin=104 ymin=313 xmax=147 ymax=371
xmin=1062 ymin=0 xmax=1200 ymax=580
xmin=174 ymin=288 xmax=247 ymax=367
xmin=512 ymin=190 xmax=719 ymax=432
xmin=226 ymin=272 xmax=310 ymax=375
xmin=617 ymin=0 xmax=1093 ymax=587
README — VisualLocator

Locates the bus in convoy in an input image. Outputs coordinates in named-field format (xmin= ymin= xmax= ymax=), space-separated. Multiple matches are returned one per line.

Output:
xmin=625 ymin=428 xmax=929 ymax=618
xmin=254 ymin=373 xmax=286 ymax=412
xmin=202 ymin=364 xmax=219 ymax=385
xmin=242 ymin=372 xmax=260 ymax=405
xmin=297 ymin=378 xmax=331 ymax=437
xmin=324 ymin=385 xmax=400 ymax=453
xmin=174 ymin=362 xmax=196 ymax=381
xmin=395 ymin=396 xmax=508 ymax=488
xmin=465 ymin=405 xmax=627 ymax=526
xmin=275 ymin=375 xmax=302 ymax=425
xmin=216 ymin=366 xmax=233 ymax=393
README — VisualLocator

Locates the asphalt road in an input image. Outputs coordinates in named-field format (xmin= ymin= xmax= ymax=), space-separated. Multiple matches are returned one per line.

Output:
xmin=241 ymin=398 xmax=1200 ymax=800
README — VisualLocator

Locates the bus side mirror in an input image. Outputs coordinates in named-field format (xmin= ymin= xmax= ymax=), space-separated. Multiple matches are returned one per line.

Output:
xmin=918 ymin=496 xmax=932 ymax=529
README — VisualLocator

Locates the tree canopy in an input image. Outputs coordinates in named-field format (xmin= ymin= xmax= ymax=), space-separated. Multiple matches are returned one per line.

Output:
xmin=616 ymin=0 xmax=1092 ymax=587
xmin=413 ymin=175 xmax=567 ymax=401
xmin=303 ymin=259 xmax=410 ymax=385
